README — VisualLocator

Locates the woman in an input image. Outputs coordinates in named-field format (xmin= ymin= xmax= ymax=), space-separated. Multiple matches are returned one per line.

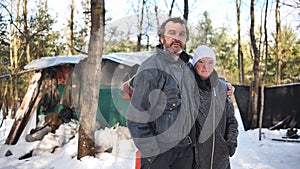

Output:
xmin=192 ymin=45 xmax=239 ymax=169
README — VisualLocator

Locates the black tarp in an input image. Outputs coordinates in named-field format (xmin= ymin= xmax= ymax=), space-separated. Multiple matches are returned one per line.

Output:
xmin=234 ymin=83 xmax=300 ymax=131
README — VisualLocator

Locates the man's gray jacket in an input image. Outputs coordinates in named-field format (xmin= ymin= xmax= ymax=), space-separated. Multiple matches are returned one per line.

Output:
xmin=126 ymin=48 xmax=200 ymax=158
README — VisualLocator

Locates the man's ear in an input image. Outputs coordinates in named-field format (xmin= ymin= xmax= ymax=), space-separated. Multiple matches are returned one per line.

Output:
xmin=159 ymin=36 xmax=163 ymax=44
xmin=157 ymin=43 xmax=163 ymax=49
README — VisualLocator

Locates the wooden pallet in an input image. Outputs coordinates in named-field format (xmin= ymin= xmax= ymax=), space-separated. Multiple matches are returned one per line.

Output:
xmin=5 ymin=72 xmax=42 ymax=145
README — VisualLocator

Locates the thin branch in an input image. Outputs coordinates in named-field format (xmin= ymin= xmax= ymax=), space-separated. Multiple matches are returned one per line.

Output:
xmin=281 ymin=2 xmax=300 ymax=8
xmin=169 ymin=0 xmax=175 ymax=17
xmin=0 ymin=3 xmax=24 ymax=35
xmin=67 ymin=44 xmax=88 ymax=55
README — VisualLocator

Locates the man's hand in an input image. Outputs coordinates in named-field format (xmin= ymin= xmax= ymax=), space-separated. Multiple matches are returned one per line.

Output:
xmin=226 ymin=82 xmax=235 ymax=99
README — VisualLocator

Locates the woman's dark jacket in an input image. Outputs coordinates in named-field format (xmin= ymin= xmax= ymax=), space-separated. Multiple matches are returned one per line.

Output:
xmin=193 ymin=69 xmax=239 ymax=169
xmin=126 ymin=48 xmax=200 ymax=160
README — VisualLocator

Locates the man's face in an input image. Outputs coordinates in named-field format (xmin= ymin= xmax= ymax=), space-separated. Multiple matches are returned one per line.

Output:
xmin=159 ymin=21 xmax=187 ymax=54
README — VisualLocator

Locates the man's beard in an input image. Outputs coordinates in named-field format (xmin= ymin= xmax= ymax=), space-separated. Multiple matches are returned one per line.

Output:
xmin=164 ymin=47 xmax=183 ymax=55
xmin=164 ymin=40 xmax=184 ymax=55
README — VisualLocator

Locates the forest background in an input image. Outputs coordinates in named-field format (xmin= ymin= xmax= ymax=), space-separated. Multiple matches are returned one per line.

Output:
xmin=0 ymin=0 xmax=299 ymax=124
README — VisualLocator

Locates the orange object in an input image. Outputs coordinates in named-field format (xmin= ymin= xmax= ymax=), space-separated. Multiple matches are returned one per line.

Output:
xmin=57 ymin=67 xmax=68 ymax=84
xmin=123 ymin=93 xmax=131 ymax=99
xmin=135 ymin=150 xmax=141 ymax=169
xmin=121 ymin=82 xmax=134 ymax=99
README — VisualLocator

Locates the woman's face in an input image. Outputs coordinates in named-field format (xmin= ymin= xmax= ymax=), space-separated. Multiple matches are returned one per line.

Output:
xmin=194 ymin=57 xmax=215 ymax=80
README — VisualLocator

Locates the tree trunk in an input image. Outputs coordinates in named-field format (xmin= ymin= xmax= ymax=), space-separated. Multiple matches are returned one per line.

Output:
xmin=68 ymin=0 xmax=75 ymax=55
xmin=77 ymin=0 xmax=104 ymax=159
xmin=258 ymin=76 xmax=265 ymax=140
xmin=136 ymin=0 xmax=145 ymax=52
xmin=276 ymin=0 xmax=282 ymax=85
xmin=8 ymin=0 xmax=21 ymax=118
xmin=9 ymin=0 xmax=13 ymax=72
xmin=249 ymin=0 xmax=260 ymax=130
xmin=259 ymin=0 xmax=269 ymax=141
xmin=84 ymin=0 xmax=90 ymax=34
xmin=23 ymin=0 xmax=32 ymax=82
xmin=154 ymin=4 xmax=160 ymax=27
xmin=8 ymin=0 xmax=13 ymax=118
xmin=23 ymin=0 xmax=29 ymax=60
xmin=14 ymin=0 xmax=21 ymax=117
xmin=236 ymin=0 xmax=245 ymax=85
xmin=169 ymin=0 xmax=175 ymax=17
xmin=1 ymin=80 xmax=8 ymax=121
xmin=13 ymin=75 xmax=18 ymax=118
xmin=183 ymin=0 xmax=188 ymax=20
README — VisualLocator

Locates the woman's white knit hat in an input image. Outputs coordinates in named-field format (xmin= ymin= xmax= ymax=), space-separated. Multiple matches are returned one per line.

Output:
xmin=192 ymin=45 xmax=216 ymax=66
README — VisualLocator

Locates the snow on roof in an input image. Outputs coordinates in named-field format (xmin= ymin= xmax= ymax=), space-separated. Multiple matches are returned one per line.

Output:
xmin=24 ymin=51 xmax=154 ymax=70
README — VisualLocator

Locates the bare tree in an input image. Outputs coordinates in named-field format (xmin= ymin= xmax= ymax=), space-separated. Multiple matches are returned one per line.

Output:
xmin=169 ymin=0 xmax=175 ymax=17
xmin=84 ymin=0 xmax=90 ymax=33
xmin=23 ymin=0 xmax=32 ymax=82
xmin=154 ymin=4 xmax=160 ymax=27
xmin=136 ymin=0 xmax=145 ymax=52
xmin=10 ymin=0 xmax=21 ymax=118
xmin=77 ymin=0 xmax=104 ymax=159
xmin=248 ymin=0 xmax=261 ymax=130
xmin=275 ymin=0 xmax=282 ymax=85
xmin=23 ymin=0 xmax=30 ymax=63
xmin=68 ymin=0 xmax=75 ymax=55
xmin=236 ymin=0 xmax=245 ymax=85
xmin=183 ymin=0 xmax=188 ymax=20
xmin=259 ymin=0 xmax=269 ymax=141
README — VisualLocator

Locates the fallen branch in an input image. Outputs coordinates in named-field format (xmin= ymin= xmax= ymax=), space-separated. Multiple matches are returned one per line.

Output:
xmin=272 ymin=138 xmax=300 ymax=143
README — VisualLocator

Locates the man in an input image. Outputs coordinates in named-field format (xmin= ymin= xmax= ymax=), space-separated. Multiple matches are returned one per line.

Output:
xmin=126 ymin=17 xmax=199 ymax=169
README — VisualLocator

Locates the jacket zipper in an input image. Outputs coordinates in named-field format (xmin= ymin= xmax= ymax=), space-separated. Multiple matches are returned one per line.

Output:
xmin=210 ymin=88 xmax=216 ymax=169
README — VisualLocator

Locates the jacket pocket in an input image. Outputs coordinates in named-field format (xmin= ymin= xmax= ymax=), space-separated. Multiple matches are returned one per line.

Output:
xmin=154 ymin=100 xmax=181 ymax=134
xmin=216 ymin=132 xmax=230 ymax=157
xmin=218 ymin=132 xmax=237 ymax=157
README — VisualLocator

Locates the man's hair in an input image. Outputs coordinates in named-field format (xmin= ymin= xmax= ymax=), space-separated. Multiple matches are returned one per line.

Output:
xmin=157 ymin=17 xmax=189 ymax=41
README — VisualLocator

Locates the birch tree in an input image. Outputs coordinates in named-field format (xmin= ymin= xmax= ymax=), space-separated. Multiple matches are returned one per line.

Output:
xmin=77 ymin=0 xmax=104 ymax=159
xmin=9 ymin=0 xmax=21 ymax=118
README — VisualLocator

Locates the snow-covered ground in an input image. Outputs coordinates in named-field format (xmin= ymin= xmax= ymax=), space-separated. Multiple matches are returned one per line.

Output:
xmin=0 ymin=108 xmax=299 ymax=169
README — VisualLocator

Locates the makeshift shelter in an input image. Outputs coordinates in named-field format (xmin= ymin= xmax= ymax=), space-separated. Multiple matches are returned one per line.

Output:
xmin=5 ymin=51 xmax=154 ymax=145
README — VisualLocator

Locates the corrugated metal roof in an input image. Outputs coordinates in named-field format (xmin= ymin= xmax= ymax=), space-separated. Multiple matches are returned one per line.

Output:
xmin=24 ymin=54 xmax=88 ymax=70
xmin=24 ymin=51 xmax=154 ymax=70
xmin=103 ymin=51 xmax=154 ymax=67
